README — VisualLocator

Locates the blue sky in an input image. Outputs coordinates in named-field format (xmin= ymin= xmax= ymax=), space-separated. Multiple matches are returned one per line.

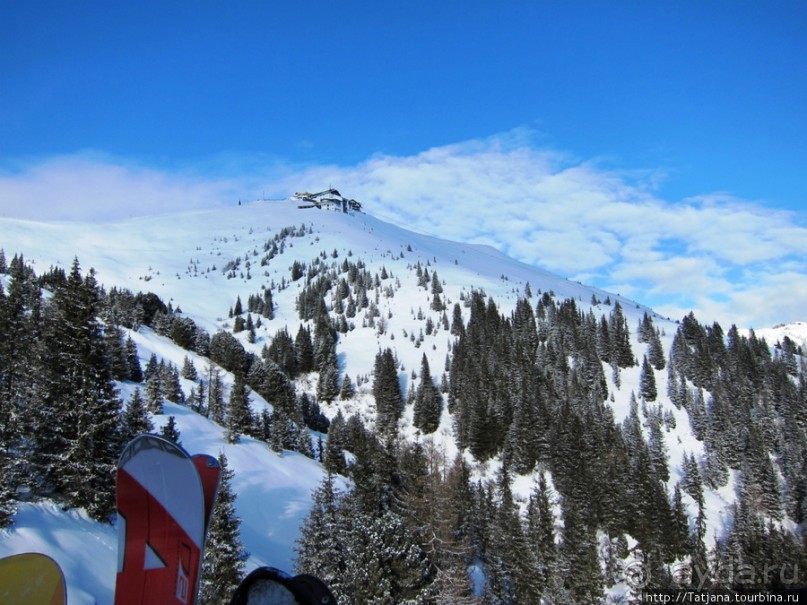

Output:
xmin=2 ymin=1 xmax=806 ymax=328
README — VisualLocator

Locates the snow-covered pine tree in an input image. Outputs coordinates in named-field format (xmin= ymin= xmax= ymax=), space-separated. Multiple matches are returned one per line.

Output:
xmin=269 ymin=409 xmax=294 ymax=453
xmin=198 ymin=453 xmax=247 ymax=605
xmin=339 ymin=373 xmax=355 ymax=400
xmin=647 ymin=326 xmax=666 ymax=370
xmin=161 ymin=361 xmax=184 ymax=402
xmin=483 ymin=467 xmax=542 ymax=603
xmin=373 ymin=347 xmax=404 ymax=433
xmin=207 ymin=366 xmax=225 ymax=425
xmin=104 ymin=323 xmax=130 ymax=381
xmin=646 ymin=409 xmax=669 ymax=482
xmin=317 ymin=352 xmax=340 ymax=403
xmin=559 ymin=497 xmax=604 ymax=604
xmin=160 ymin=416 xmax=181 ymax=444
xmin=608 ymin=301 xmax=635 ymax=368
xmin=525 ymin=473 xmax=558 ymax=596
xmin=125 ymin=335 xmax=143 ymax=382
xmin=337 ymin=494 xmax=434 ymax=604
xmin=226 ymin=373 xmax=253 ymax=444
xmin=145 ymin=365 xmax=164 ymax=414
xmin=265 ymin=327 xmax=297 ymax=377
xmin=639 ymin=355 xmax=658 ymax=401
xmin=450 ymin=302 xmax=464 ymax=336
xmin=294 ymin=423 xmax=314 ymax=458
xmin=431 ymin=271 xmax=445 ymax=311
xmin=29 ymin=258 xmax=122 ymax=520
xmin=413 ymin=353 xmax=443 ymax=434
xmin=0 ymin=455 xmax=17 ymax=528
xmin=294 ymin=324 xmax=315 ymax=373
xmin=295 ymin=473 xmax=345 ymax=597
xmin=0 ymin=260 xmax=39 ymax=485
xmin=323 ymin=411 xmax=348 ymax=476
xmin=181 ymin=355 xmax=198 ymax=380
xmin=120 ymin=387 xmax=153 ymax=444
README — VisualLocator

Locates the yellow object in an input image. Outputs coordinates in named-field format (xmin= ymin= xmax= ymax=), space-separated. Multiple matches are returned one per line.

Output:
xmin=0 ymin=553 xmax=66 ymax=605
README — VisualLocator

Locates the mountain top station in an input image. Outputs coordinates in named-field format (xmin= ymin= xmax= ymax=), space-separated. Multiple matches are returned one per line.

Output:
xmin=293 ymin=189 xmax=362 ymax=213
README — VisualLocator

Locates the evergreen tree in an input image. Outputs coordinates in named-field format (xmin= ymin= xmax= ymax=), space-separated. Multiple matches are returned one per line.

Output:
xmin=226 ymin=373 xmax=253 ymax=444
xmin=0 ymin=454 xmax=17 ymax=528
xmin=430 ymin=457 xmax=479 ymax=604
xmin=209 ymin=330 xmax=248 ymax=376
xmin=647 ymin=328 xmax=666 ymax=370
xmin=261 ymin=289 xmax=274 ymax=319
xmin=143 ymin=353 xmax=160 ymax=383
xmin=0 ymin=259 xmax=40 ymax=472
xmin=373 ymin=348 xmax=404 ymax=433
xmin=160 ymin=416 xmax=181 ymax=444
xmin=323 ymin=412 xmax=348 ymax=476
xmin=29 ymin=259 xmax=122 ymax=520
xmin=640 ymin=355 xmax=658 ymax=401
xmin=161 ymin=361 xmax=184 ymax=402
xmin=104 ymin=323 xmax=130 ymax=381
xmin=295 ymin=473 xmax=346 ymax=596
xmin=646 ymin=412 xmax=669 ymax=482
xmin=198 ymin=453 xmax=248 ymax=605
xmin=125 ymin=336 xmax=143 ymax=382
xmin=670 ymin=483 xmax=691 ymax=557
xmin=339 ymin=374 xmax=355 ymax=400
xmin=207 ymin=366 xmax=225 ymax=425
xmin=295 ymin=324 xmax=315 ymax=373
xmin=294 ymin=423 xmax=314 ymax=458
xmin=313 ymin=316 xmax=337 ymax=371
xmin=483 ymin=468 xmax=542 ymax=603
xmin=637 ymin=312 xmax=655 ymax=343
xmin=338 ymin=495 xmax=434 ymax=604
xmin=451 ymin=302 xmax=465 ymax=336
xmin=181 ymin=355 xmax=198 ymax=381
xmin=526 ymin=473 xmax=558 ymax=596
xmin=431 ymin=271 xmax=445 ymax=311
xmin=317 ymin=352 xmax=340 ymax=403
xmin=265 ymin=328 xmax=297 ymax=377
xmin=609 ymin=301 xmax=635 ymax=368
xmin=269 ymin=409 xmax=294 ymax=453
xmin=299 ymin=392 xmax=329 ymax=433
xmin=559 ymin=497 xmax=604 ymax=604
xmin=120 ymin=387 xmax=153 ymax=444
xmin=145 ymin=367 xmax=164 ymax=414
xmin=413 ymin=354 xmax=443 ymax=434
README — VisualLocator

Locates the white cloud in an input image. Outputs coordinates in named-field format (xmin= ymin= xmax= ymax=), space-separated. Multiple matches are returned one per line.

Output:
xmin=274 ymin=133 xmax=807 ymax=327
xmin=0 ymin=153 xmax=243 ymax=221
xmin=1 ymin=133 xmax=806 ymax=328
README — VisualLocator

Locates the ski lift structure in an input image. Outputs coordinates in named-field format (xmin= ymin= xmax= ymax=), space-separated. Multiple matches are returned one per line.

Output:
xmin=293 ymin=189 xmax=362 ymax=213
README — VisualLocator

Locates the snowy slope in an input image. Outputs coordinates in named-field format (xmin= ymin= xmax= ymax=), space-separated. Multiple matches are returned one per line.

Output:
xmin=0 ymin=408 xmax=331 ymax=605
xmin=0 ymin=199 xmax=780 ymax=602
xmin=0 ymin=200 xmax=654 ymax=400
xmin=750 ymin=321 xmax=807 ymax=351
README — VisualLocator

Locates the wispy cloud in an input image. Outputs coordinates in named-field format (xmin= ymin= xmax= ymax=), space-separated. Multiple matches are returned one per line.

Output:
xmin=275 ymin=133 xmax=807 ymax=328
xmin=1 ymin=134 xmax=805 ymax=328
xmin=0 ymin=153 xmax=243 ymax=221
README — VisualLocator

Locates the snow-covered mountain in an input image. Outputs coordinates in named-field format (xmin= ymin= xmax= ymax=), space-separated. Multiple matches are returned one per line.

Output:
xmin=0 ymin=199 xmax=803 ymax=603
xmin=751 ymin=322 xmax=807 ymax=353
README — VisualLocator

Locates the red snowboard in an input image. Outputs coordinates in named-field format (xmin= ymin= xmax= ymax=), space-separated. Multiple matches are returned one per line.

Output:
xmin=115 ymin=435 xmax=211 ymax=605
